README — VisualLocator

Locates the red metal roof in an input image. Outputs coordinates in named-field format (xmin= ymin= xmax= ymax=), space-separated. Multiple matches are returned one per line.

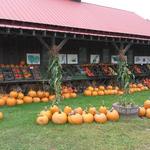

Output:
xmin=0 ymin=0 xmax=150 ymax=37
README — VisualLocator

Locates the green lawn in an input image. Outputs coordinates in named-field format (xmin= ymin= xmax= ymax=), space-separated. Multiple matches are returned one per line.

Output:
xmin=0 ymin=91 xmax=150 ymax=150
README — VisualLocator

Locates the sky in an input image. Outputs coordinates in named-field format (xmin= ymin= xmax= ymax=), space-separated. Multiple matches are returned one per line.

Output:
xmin=82 ymin=0 xmax=150 ymax=19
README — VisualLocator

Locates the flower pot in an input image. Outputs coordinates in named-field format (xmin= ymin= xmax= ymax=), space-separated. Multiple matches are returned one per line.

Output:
xmin=112 ymin=102 xmax=138 ymax=116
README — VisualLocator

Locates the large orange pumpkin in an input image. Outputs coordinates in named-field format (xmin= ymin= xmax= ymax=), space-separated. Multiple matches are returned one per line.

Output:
xmin=28 ymin=90 xmax=36 ymax=98
xmin=36 ymin=115 xmax=49 ymax=125
xmin=82 ymin=113 xmax=94 ymax=123
xmin=0 ymin=98 xmax=5 ymax=106
xmin=41 ymin=97 xmax=49 ymax=103
xmin=9 ymin=91 xmax=18 ymax=98
xmin=94 ymin=113 xmax=107 ymax=123
xmin=68 ymin=113 xmax=83 ymax=125
xmin=106 ymin=109 xmax=119 ymax=121
xmin=23 ymin=96 xmax=33 ymax=103
xmin=6 ymin=97 xmax=17 ymax=106
xmin=92 ymin=91 xmax=98 ymax=96
xmin=144 ymin=100 xmax=150 ymax=109
xmin=52 ymin=112 xmax=67 ymax=124
xmin=98 ymin=90 xmax=104 ymax=96
xmin=138 ymin=107 xmax=146 ymax=117
xmin=33 ymin=97 xmax=41 ymax=103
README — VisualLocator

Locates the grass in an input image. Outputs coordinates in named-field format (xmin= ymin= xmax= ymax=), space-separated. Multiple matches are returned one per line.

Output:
xmin=0 ymin=91 xmax=150 ymax=150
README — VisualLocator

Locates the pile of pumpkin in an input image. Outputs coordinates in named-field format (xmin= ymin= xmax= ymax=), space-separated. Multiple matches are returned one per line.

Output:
xmin=84 ymin=83 xmax=149 ymax=97
xmin=138 ymin=100 xmax=150 ymax=118
xmin=0 ymin=88 xmax=77 ymax=107
xmin=36 ymin=105 xmax=120 ymax=125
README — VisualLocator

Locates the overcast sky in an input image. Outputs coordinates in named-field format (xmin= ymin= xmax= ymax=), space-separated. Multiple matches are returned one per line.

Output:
xmin=82 ymin=0 xmax=150 ymax=19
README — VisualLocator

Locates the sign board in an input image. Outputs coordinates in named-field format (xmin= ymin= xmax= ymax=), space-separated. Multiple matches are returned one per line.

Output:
xmin=111 ymin=55 xmax=127 ymax=64
xmin=26 ymin=53 xmax=40 ymax=64
xmin=59 ymin=54 xmax=67 ymax=64
xmin=134 ymin=56 xmax=150 ymax=64
xmin=90 ymin=54 xmax=100 ymax=64
xmin=67 ymin=54 xmax=78 ymax=64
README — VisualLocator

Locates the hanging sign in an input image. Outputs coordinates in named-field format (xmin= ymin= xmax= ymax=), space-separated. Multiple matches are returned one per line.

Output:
xmin=26 ymin=53 xmax=40 ymax=64
xmin=59 ymin=54 xmax=67 ymax=64
xmin=90 ymin=54 xmax=100 ymax=64
xmin=67 ymin=54 xmax=78 ymax=64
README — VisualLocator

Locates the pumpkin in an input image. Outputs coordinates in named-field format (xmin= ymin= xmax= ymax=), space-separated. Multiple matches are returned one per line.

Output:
xmin=107 ymin=85 xmax=113 ymax=90
xmin=17 ymin=92 xmax=24 ymax=99
xmin=41 ymin=97 xmax=49 ymax=103
xmin=64 ymin=106 xmax=72 ymax=115
xmin=94 ymin=113 xmax=107 ymax=123
xmin=0 ymin=112 xmax=3 ymax=120
xmin=6 ymin=97 xmax=17 ymax=106
xmin=28 ymin=90 xmax=36 ymax=98
xmin=74 ymin=107 xmax=83 ymax=115
xmin=99 ymin=86 xmax=105 ymax=91
xmin=92 ymin=91 xmax=98 ymax=96
xmin=106 ymin=109 xmax=119 ymax=121
xmin=138 ymin=107 xmax=146 ymax=117
xmin=16 ymin=99 xmax=24 ymax=105
xmin=50 ymin=105 xmax=59 ymax=114
xmin=23 ymin=96 xmax=33 ymax=103
xmin=84 ymin=90 xmax=92 ymax=96
xmin=88 ymin=107 xmax=96 ymax=115
xmin=33 ymin=97 xmax=41 ymax=103
xmin=94 ymin=88 xmax=99 ymax=91
xmin=63 ymin=93 xmax=70 ymax=99
xmin=0 ymin=98 xmax=5 ymax=106
xmin=52 ymin=112 xmax=67 ymax=124
xmin=9 ymin=91 xmax=18 ymax=98
xmin=49 ymin=95 xmax=56 ymax=101
xmin=98 ymin=90 xmax=104 ymax=96
xmin=40 ymin=110 xmax=52 ymax=120
xmin=36 ymin=115 xmax=49 ymax=125
xmin=68 ymin=113 xmax=83 ymax=125
xmin=2 ymin=95 xmax=8 ymax=101
xmin=99 ymin=106 xmax=107 ymax=114
xmin=43 ymin=92 xmax=49 ymax=98
xmin=144 ymin=100 xmax=150 ymax=109
xmin=70 ymin=93 xmax=77 ymax=98
xmin=82 ymin=113 xmax=94 ymax=123
xmin=62 ymin=88 xmax=68 ymax=94
xmin=37 ymin=91 xmax=44 ymax=98
xmin=146 ymin=108 xmax=150 ymax=118
xmin=87 ymin=86 xmax=94 ymax=91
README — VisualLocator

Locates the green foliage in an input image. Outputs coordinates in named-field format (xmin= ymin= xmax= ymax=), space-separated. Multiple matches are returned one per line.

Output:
xmin=47 ymin=54 xmax=62 ymax=104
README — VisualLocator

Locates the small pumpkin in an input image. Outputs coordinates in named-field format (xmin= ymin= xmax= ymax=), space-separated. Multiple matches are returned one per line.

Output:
xmin=40 ymin=110 xmax=52 ymax=120
xmin=50 ymin=105 xmax=59 ymax=114
xmin=84 ymin=90 xmax=92 ymax=96
xmin=99 ymin=106 xmax=107 ymax=114
xmin=16 ymin=99 xmax=24 ymax=105
xmin=49 ymin=95 xmax=56 ymax=101
xmin=28 ymin=90 xmax=36 ymax=98
xmin=138 ymin=107 xmax=146 ymax=117
xmin=52 ymin=112 xmax=67 ymax=124
xmin=74 ymin=107 xmax=83 ymax=115
xmin=41 ymin=97 xmax=49 ymax=103
xmin=0 ymin=112 xmax=3 ymax=120
xmin=23 ymin=96 xmax=33 ymax=103
xmin=88 ymin=107 xmax=96 ymax=115
xmin=82 ymin=112 xmax=94 ymax=123
xmin=63 ymin=93 xmax=70 ymax=99
xmin=64 ymin=106 xmax=72 ymax=115
xmin=36 ymin=115 xmax=49 ymax=125
xmin=94 ymin=113 xmax=107 ymax=123
xmin=9 ymin=91 xmax=18 ymax=98
xmin=146 ymin=108 xmax=150 ymax=119
xmin=17 ymin=92 xmax=24 ymax=99
xmin=43 ymin=92 xmax=49 ymax=98
xmin=70 ymin=93 xmax=77 ymax=98
xmin=0 ymin=98 xmax=5 ymax=106
xmin=37 ymin=91 xmax=44 ymax=98
xmin=144 ymin=100 xmax=150 ymax=109
xmin=6 ymin=97 xmax=17 ymax=106
xmin=33 ymin=97 xmax=41 ymax=103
